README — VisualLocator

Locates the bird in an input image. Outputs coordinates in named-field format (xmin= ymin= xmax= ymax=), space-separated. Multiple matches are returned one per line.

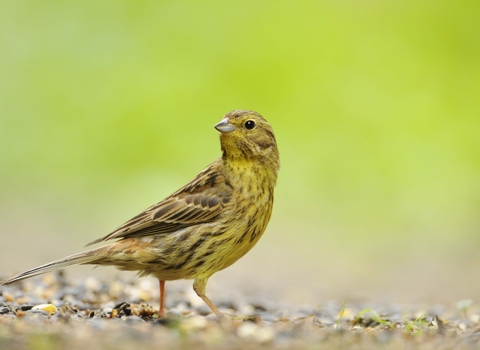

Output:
xmin=1 ymin=110 xmax=280 ymax=318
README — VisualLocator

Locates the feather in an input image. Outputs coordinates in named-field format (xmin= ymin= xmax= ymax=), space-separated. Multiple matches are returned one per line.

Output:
xmin=0 ymin=247 xmax=105 ymax=285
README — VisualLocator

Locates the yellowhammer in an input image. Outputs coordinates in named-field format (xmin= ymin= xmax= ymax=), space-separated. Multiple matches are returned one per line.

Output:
xmin=1 ymin=110 xmax=280 ymax=317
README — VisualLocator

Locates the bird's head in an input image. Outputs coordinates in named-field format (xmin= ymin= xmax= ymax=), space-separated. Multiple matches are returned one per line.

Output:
xmin=215 ymin=110 xmax=279 ymax=171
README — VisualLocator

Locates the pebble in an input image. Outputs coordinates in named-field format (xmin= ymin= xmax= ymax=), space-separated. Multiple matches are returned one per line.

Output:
xmin=182 ymin=316 xmax=208 ymax=330
xmin=471 ymin=314 xmax=480 ymax=323
xmin=85 ymin=277 xmax=103 ymax=292
xmin=2 ymin=291 xmax=14 ymax=302
xmin=102 ymin=307 xmax=113 ymax=315
xmin=124 ymin=316 xmax=145 ymax=324
xmin=19 ymin=304 xmax=34 ymax=311
xmin=31 ymin=304 xmax=57 ymax=314
xmin=167 ymin=309 xmax=182 ymax=317
xmin=236 ymin=322 xmax=276 ymax=343
xmin=238 ymin=304 xmax=255 ymax=315
xmin=17 ymin=312 xmax=46 ymax=323
xmin=26 ymin=309 xmax=50 ymax=317
xmin=258 ymin=312 xmax=276 ymax=322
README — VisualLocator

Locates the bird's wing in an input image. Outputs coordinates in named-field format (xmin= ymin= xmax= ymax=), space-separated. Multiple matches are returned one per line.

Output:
xmin=86 ymin=161 xmax=232 ymax=245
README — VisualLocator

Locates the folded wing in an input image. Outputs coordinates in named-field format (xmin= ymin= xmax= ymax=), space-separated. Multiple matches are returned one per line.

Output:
xmin=87 ymin=161 xmax=232 ymax=245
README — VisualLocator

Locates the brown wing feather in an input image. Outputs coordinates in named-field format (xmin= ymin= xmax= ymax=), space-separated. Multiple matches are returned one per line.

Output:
xmin=86 ymin=159 xmax=232 ymax=246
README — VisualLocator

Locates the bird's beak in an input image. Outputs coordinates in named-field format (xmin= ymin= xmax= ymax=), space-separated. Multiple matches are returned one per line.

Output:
xmin=214 ymin=118 xmax=235 ymax=133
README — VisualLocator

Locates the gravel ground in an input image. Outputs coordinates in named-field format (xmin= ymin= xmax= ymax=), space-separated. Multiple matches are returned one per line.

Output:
xmin=1 ymin=272 xmax=480 ymax=350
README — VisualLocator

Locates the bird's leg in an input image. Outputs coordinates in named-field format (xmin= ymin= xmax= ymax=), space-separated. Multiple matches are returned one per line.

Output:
xmin=158 ymin=279 xmax=166 ymax=318
xmin=193 ymin=277 xmax=223 ymax=317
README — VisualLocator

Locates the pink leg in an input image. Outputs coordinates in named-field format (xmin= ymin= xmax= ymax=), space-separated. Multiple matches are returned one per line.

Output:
xmin=158 ymin=279 xmax=166 ymax=318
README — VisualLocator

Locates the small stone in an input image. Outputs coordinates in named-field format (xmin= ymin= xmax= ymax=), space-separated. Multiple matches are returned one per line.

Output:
xmin=15 ymin=296 xmax=30 ymax=305
xmin=32 ymin=304 xmax=57 ymax=315
xmin=113 ymin=301 xmax=129 ymax=311
xmin=125 ymin=316 xmax=145 ymax=323
xmin=62 ymin=294 xmax=78 ymax=303
xmin=239 ymin=304 xmax=255 ymax=315
xmin=470 ymin=314 xmax=480 ymax=323
xmin=182 ymin=316 xmax=208 ymax=330
xmin=258 ymin=312 xmax=276 ymax=322
xmin=41 ymin=274 xmax=57 ymax=286
xmin=19 ymin=304 xmax=34 ymax=311
xmin=236 ymin=322 xmax=276 ymax=343
xmin=26 ymin=309 xmax=50 ymax=317
xmin=173 ymin=302 xmax=189 ymax=314
xmin=85 ymin=277 xmax=102 ymax=292
xmin=3 ymin=292 xmax=14 ymax=302
xmin=255 ymin=327 xmax=276 ymax=343
xmin=129 ymin=280 xmax=154 ymax=302
xmin=167 ymin=308 xmax=182 ymax=317
xmin=101 ymin=307 xmax=113 ymax=317
xmin=237 ymin=322 xmax=259 ymax=338
xmin=101 ymin=301 xmax=115 ymax=309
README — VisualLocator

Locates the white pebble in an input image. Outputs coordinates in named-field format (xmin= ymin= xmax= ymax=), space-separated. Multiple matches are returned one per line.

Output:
xmin=470 ymin=314 xmax=480 ymax=323
xmin=182 ymin=316 xmax=208 ymax=330
xmin=85 ymin=277 xmax=102 ymax=292
xmin=32 ymin=304 xmax=57 ymax=315
xmin=237 ymin=323 xmax=276 ymax=343
xmin=237 ymin=322 xmax=258 ymax=338
xmin=239 ymin=304 xmax=255 ymax=314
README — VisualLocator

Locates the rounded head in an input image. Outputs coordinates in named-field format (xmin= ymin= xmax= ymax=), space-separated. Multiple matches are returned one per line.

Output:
xmin=214 ymin=110 xmax=279 ymax=168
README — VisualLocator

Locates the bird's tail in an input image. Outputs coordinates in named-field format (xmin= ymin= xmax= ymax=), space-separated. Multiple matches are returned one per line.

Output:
xmin=0 ymin=246 xmax=107 ymax=285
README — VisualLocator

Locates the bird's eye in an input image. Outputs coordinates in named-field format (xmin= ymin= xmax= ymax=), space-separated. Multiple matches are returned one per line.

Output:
xmin=244 ymin=120 xmax=256 ymax=130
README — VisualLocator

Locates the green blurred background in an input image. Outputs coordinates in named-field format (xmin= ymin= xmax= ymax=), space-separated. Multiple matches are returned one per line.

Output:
xmin=1 ymin=0 xmax=479 ymax=306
